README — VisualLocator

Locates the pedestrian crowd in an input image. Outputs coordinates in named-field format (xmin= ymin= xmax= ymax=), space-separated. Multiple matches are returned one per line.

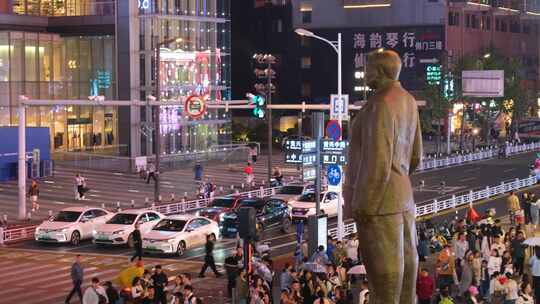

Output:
xmin=414 ymin=190 xmax=540 ymax=304
xmin=65 ymin=255 xmax=204 ymax=304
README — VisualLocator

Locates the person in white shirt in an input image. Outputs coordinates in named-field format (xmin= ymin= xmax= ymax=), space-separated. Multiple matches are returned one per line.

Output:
xmin=75 ymin=173 xmax=87 ymax=200
xmin=358 ymin=280 xmax=369 ymax=304
xmin=184 ymin=285 xmax=198 ymax=304
xmin=83 ymin=277 xmax=108 ymax=304
xmin=346 ymin=236 xmax=359 ymax=263
xmin=517 ymin=282 xmax=534 ymax=304
xmin=504 ymin=273 xmax=519 ymax=302
xmin=528 ymin=247 xmax=540 ymax=302
xmin=131 ymin=277 xmax=144 ymax=300
xmin=491 ymin=235 xmax=506 ymax=256
xmin=488 ymin=249 xmax=502 ymax=277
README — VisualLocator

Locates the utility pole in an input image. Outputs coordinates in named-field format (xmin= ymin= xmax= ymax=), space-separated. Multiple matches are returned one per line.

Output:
xmin=267 ymin=59 xmax=273 ymax=182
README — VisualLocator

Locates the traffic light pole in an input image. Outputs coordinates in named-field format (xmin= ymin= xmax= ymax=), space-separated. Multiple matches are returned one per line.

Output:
xmin=267 ymin=61 xmax=273 ymax=182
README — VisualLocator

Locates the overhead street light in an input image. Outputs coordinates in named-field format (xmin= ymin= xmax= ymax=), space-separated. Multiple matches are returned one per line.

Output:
xmin=483 ymin=53 xmax=491 ymax=59
xmin=295 ymin=28 xmax=314 ymax=37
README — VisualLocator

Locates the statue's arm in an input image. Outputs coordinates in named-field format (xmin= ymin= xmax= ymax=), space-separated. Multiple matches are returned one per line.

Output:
xmin=410 ymin=112 xmax=423 ymax=175
xmin=356 ymin=102 xmax=394 ymax=210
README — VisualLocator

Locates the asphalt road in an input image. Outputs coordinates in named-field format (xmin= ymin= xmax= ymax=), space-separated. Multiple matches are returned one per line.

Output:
xmin=4 ymin=151 xmax=539 ymax=264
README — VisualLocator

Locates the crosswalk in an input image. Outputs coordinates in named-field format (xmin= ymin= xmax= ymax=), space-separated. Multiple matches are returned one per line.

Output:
xmin=0 ymin=248 xmax=227 ymax=304
xmin=0 ymin=154 xmax=301 ymax=223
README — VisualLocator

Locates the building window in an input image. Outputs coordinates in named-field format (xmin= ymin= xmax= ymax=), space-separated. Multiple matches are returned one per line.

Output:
xmin=448 ymin=12 xmax=460 ymax=26
xmin=496 ymin=18 xmax=500 ymax=31
xmin=471 ymin=15 xmax=479 ymax=29
xmin=276 ymin=19 xmax=283 ymax=33
xmin=523 ymin=25 xmax=531 ymax=34
xmin=510 ymin=21 xmax=520 ymax=33
xmin=300 ymin=36 xmax=311 ymax=47
xmin=466 ymin=14 xmax=471 ymax=28
xmin=501 ymin=20 xmax=507 ymax=32
xmin=301 ymin=82 xmax=311 ymax=97
xmin=486 ymin=16 xmax=491 ymax=30
xmin=301 ymin=10 xmax=312 ymax=23
xmin=301 ymin=57 xmax=311 ymax=69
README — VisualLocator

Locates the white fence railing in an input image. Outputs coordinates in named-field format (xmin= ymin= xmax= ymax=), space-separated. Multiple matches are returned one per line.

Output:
xmin=418 ymin=142 xmax=540 ymax=172
xmin=0 ymin=225 xmax=38 ymax=245
xmin=328 ymin=175 xmax=537 ymax=239
xmin=148 ymin=186 xmax=281 ymax=215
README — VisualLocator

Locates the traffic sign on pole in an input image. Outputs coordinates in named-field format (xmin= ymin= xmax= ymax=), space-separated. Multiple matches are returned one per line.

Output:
xmin=330 ymin=94 xmax=349 ymax=121
xmin=326 ymin=120 xmax=341 ymax=141
xmin=327 ymin=165 xmax=342 ymax=186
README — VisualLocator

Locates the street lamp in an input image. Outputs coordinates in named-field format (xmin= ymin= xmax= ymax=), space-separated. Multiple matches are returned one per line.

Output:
xmin=153 ymin=36 xmax=184 ymax=202
xmin=483 ymin=53 xmax=491 ymax=59
xmin=294 ymin=28 xmax=344 ymax=240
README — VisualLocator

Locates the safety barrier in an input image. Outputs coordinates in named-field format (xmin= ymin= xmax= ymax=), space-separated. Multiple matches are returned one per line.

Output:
xmin=328 ymin=175 xmax=537 ymax=239
xmin=149 ymin=186 xmax=281 ymax=215
xmin=418 ymin=142 xmax=540 ymax=172
xmin=0 ymin=225 xmax=38 ymax=245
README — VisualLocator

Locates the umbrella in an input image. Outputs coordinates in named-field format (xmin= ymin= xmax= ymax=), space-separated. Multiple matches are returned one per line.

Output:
xmin=304 ymin=262 xmax=327 ymax=273
xmin=524 ymin=237 xmax=540 ymax=247
xmin=347 ymin=264 xmax=367 ymax=275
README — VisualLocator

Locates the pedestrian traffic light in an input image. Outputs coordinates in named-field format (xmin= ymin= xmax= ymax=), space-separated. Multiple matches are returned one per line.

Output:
xmin=247 ymin=93 xmax=265 ymax=118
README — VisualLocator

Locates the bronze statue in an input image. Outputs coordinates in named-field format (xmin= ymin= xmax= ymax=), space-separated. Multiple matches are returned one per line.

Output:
xmin=344 ymin=50 xmax=423 ymax=304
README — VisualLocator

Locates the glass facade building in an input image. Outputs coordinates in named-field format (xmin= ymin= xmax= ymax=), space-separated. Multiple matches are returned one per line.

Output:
xmin=137 ymin=0 xmax=232 ymax=155
xmin=0 ymin=31 xmax=118 ymax=152
xmin=0 ymin=0 xmax=232 ymax=156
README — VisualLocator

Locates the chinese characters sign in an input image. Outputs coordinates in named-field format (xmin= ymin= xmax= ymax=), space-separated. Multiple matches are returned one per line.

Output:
xmin=348 ymin=26 xmax=444 ymax=91
xmin=426 ymin=64 xmax=442 ymax=85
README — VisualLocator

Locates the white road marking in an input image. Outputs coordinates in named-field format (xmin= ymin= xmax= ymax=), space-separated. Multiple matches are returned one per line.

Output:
xmin=44 ymin=180 xmax=55 ymax=184
xmin=53 ymin=201 xmax=68 ymax=205
xmin=128 ymin=189 xmax=140 ymax=193
xmin=89 ymin=194 xmax=101 ymax=197
xmin=460 ymin=177 xmax=477 ymax=182
xmin=113 ymin=173 xmax=124 ymax=176
xmin=504 ymin=168 xmax=516 ymax=172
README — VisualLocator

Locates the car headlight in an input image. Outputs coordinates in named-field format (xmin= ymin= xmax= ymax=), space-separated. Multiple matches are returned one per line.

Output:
xmin=61 ymin=228 xmax=69 ymax=233
xmin=113 ymin=230 xmax=125 ymax=235
xmin=35 ymin=227 xmax=41 ymax=233
xmin=92 ymin=229 xmax=97 ymax=235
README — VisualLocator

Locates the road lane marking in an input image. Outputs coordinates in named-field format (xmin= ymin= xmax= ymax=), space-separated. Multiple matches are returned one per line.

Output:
xmin=128 ymin=189 xmax=140 ymax=193
xmin=113 ymin=172 xmax=124 ymax=176
xmin=464 ymin=168 xmax=480 ymax=173
xmin=44 ymin=180 xmax=55 ymax=184
xmin=53 ymin=201 xmax=68 ymax=205
xmin=460 ymin=177 xmax=477 ymax=182
xmin=504 ymin=168 xmax=516 ymax=172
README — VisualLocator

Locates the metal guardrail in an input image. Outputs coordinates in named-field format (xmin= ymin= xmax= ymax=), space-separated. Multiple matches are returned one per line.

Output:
xmin=328 ymin=175 xmax=537 ymax=239
xmin=149 ymin=186 xmax=281 ymax=215
xmin=418 ymin=142 xmax=540 ymax=171
xmin=0 ymin=225 xmax=38 ymax=245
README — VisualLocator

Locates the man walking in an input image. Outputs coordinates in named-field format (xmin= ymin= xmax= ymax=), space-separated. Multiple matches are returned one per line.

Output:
xmin=28 ymin=179 xmax=40 ymax=212
xmin=130 ymin=223 xmax=143 ymax=262
xmin=507 ymin=191 xmax=521 ymax=225
xmin=146 ymin=162 xmax=157 ymax=184
xmin=65 ymin=254 xmax=84 ymax=304
xmin=199 ymin=234 xmax=222 ymax=278
xmin=151 ymin=265 xmax=168 ymax=304
xmin=224 ymin=247 xmax=243 ymax=298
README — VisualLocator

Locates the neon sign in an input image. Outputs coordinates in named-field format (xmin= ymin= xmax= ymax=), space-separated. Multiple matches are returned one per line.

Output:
xmin=138 ymin=0 xmax=150 ymax=9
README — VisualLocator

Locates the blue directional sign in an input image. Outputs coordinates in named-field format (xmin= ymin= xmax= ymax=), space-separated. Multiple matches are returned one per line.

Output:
xmin=327 ymin=164 xmax=342 ymax=186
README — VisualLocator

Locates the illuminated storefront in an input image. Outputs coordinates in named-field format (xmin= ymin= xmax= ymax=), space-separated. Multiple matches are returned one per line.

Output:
xmin=137 ymin=0 xmax=232 ymax=155
xmin=0 ymin=31 xmax=118 ymax=152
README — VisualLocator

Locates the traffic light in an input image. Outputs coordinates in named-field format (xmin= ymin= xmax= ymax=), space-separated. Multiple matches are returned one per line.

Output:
xmin=247 ymin=93 xmax=265 ymax=118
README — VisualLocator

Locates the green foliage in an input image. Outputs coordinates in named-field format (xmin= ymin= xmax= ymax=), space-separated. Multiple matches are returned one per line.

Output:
xmin=420 ymin=82 xmax=451 ymax=135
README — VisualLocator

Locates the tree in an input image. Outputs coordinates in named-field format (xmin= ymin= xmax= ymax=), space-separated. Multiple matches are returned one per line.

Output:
xmin=421 ymin=82 xmax=451 ymax=153
xmin=451 ymin=48 xmax=527 ymax=147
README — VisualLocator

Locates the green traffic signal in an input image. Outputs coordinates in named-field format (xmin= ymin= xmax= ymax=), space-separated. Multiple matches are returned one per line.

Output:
xmin=249 ymin=94 xmax=266 ymax=118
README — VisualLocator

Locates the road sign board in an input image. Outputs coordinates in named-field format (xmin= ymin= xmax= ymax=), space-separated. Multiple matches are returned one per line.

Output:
xmin=327 ymin=165 xmax=342 ymax=186
xmin=302 ymin=153 xmax=317 ymax=166
xmin=326 ymin=120 xmax=341 ymax=141
xmin=330 ymin=94 xmax=349 ymax=121
xmin=302 ymin=166 xmax=316 ymax=181
xmin=302 ymin=140 xmax=317 ymax=154
xmin=462 ymin=70 xmax=504 ymax=97
xmin=321 ymin=139 xmax=349 ymax=165
xmin=285 ymin=151 xmax=302 ymax=164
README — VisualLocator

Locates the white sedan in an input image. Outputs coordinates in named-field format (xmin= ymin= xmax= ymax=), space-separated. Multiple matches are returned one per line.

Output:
xmin=35 ymin=207 xmax=113 ymax=246
xmin=93 ymin=209 xmax=163 ymax=247
xmin=289 ymin=191 xmax=339 ymax=220
xmin=142 ymin=214 xmax=219 ymax=256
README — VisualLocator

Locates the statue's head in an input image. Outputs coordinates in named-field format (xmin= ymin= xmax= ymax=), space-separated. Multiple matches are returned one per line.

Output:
xmin=366 ymin=50 xmax=402 ymax=90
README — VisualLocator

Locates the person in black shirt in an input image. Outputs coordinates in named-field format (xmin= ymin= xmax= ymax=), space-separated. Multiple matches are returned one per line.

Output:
xmin=130 ymin=223 xmax=143 ymax=262
xmin=199 ymin=234 xmax=222 ymax=278
xmin=224 ymin=247 xmax=242 ymax=297
xmin=151 ymin=265 xmax=168 ymax=304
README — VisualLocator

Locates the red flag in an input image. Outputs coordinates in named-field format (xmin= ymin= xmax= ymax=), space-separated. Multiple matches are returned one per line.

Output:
xmin=467 ymin=207 xmax=480 ymax=223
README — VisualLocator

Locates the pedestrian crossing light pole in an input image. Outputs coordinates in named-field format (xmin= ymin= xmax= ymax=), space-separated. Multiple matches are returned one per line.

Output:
xmin=295 ymin=29 xmax=345 ymax=240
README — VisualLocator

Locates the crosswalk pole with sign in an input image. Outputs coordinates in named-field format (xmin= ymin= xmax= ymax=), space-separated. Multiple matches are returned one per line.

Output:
xmin=336 ymin=33 xmax=345 ymax=241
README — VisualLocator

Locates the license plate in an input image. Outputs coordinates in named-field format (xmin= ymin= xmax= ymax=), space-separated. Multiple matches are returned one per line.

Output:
xmin=294 ymin=212 xmax=304 ymax=216
xmin=38 ymin=234 xmax=52 ymax=240
xmin=227 ymin=228 xmax=237 ymax=232
xmin=147 ymin=246 xmax=156 ymax=250
xmin=96 ymin=236 xmax=109 ymax=240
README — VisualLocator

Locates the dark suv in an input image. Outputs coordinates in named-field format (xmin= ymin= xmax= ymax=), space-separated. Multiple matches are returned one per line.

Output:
xmin=220 ymin=197 xmax=292 ymax=238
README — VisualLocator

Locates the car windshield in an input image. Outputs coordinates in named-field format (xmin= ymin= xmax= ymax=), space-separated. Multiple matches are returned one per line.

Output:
xmin=298 ymin=193 xmax=324 ymax=202
xmin=106 ymin=213 xmax=138 ymax=225
xmin=153 ymin=219 xmax=187 ymax=232
xmin=279 ymin=186 xmax=305 ymax=195
xmin=211 ymin=198 xmax=235 ymax=208
xmin=239 ymin=199 xmax=265 ymax=210
xmin=51 ymin=211 xmax=81 ymax=222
